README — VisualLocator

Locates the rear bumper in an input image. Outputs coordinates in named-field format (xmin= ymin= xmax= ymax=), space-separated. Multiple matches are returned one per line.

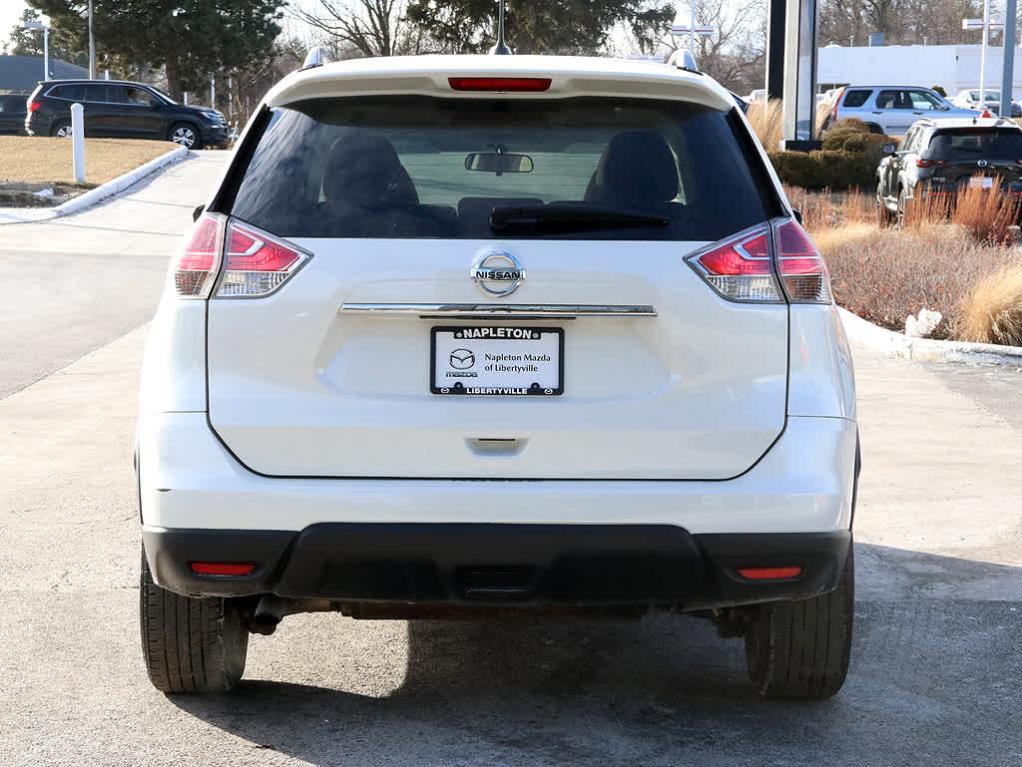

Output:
xmin=142 ymin=523 xmax=852 ymax=609
xmin=137 ymin=413 xmax=858 ymax=534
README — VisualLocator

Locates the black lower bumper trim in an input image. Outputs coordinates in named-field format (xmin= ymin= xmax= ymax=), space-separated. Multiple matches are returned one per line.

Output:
xmin=143 ymin=524 xmax=851 ymax=610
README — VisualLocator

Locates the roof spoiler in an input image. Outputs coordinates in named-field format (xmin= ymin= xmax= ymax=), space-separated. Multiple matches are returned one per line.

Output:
xmin=668 ymin=49 xmax=700 ymax=74
xmin=300 ymin=47 xmax=331 ymax=71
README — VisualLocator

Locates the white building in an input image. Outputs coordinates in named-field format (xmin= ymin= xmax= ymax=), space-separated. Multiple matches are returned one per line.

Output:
xmin=817 ymin=44 xmax=1022 ymax=99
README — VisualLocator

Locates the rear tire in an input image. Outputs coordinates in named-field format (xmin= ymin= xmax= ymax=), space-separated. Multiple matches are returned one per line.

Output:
xmin=744 ymin=545 xmax=854 ymax=700
xmin=875 ymin=183 xmax=893 ymax=227
xmin=864 ymin=122 xmax=883 ymax=134
xmin=51 ymin=120 xmax=71 ymax=138
xmin=139 ymin=548 xmax=249 ymax=694
xmin=897 ymin=187 xmax=909 ymax=227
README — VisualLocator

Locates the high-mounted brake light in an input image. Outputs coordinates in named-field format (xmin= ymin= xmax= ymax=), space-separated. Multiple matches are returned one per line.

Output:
xmin=773 ymin=219 xmax=832 ymax=304
xmin=171 ymin=212 xmax=224 ymax=298
xmin=448 ymin=77 xmax=552 ymax=92
xmin=688 ymin=226 xmax=781 ymax=302
xmin=214 ymin=220 xmax=310 ymax=298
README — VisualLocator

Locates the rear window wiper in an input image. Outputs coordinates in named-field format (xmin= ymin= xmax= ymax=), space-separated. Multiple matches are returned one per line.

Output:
xmin=490 ymin=204 xmax=669 ymax=233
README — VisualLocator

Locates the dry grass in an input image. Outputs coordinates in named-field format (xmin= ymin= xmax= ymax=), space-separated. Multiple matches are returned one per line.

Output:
xmin=903 ymin=184 xmax=1022 ymax=244
xmin=821 ymin=224 xmax=1020 ymax=338
xmin=785 ymin=186 xmax=874 ymax=230
xmin=746 ymin=98 xmax=832 ymax=150
xmin=959 ymin=266 xmax=1022 ymax=345
xmin=0 ymin=136 xmax=178 ymax=187
xmin=747 ymin=99 xmax=783 ymax=150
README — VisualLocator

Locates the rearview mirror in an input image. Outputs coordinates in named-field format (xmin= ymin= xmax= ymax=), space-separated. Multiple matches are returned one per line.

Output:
xmin=464 ymin=152 xmax=534 ymax=175
xmin=882 ymin=143 xmax=897 ymax=155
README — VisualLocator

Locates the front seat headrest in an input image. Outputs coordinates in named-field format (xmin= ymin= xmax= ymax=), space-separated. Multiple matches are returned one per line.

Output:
xmin=586 ymin=130 xmax=679 ymax=209
xmin=322 ymin=131 xmax=418 ymax=207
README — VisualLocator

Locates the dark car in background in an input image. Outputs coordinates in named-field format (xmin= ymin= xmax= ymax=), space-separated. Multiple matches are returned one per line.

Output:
xmin=876 ymin=117 xmax=1022 ymax=223
xmin=0 ymin=94 xmax=27 ymax=134
xmin=25 ymin=79 xmax=227 ymax=149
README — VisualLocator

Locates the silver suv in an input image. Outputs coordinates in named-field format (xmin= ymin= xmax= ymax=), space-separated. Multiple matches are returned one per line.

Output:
xmin=825 ymin=86 xmax=977 ymax=135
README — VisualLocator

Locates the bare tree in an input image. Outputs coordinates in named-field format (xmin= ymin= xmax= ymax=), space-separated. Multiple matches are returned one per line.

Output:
xmin=645 ymin=0 xmax=766 ymax=92
xmin=291 ymin=0 xmax=413 ymax=58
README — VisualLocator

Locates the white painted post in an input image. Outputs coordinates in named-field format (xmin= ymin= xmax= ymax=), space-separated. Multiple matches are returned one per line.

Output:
xmin=70 ymin=103 xmax=85 ymax=184
xmin=42 ymin=27 xmax=49 ymax=79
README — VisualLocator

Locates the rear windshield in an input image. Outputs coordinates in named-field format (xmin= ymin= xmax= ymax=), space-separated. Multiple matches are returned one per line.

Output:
xmin=929 ymin=128 xmax=1022 ymax=160
xmin=227 ymin=96 xmax=772 ymax=240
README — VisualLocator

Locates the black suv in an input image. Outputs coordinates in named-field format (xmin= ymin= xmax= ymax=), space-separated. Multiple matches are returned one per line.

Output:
xmin=25 ymin=79 xmax=227 ymax=149
xmin=0 ymin=94 xmax=27 ymax=134
xmin=876 ymin=117 xmax=1022 ymax=223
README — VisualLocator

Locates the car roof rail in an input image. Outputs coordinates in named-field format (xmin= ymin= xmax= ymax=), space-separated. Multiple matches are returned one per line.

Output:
xmin=667 ymin=49 xmax=701 ymax=74
xmin=300 ymin=46 xmax=331 ymax=71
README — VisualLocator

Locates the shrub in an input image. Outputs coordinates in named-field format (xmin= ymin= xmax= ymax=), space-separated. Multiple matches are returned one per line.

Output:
xmin=819 ymin=225 xmax=1019 ymax=339
xmin=769 ymin=120 xmax=894 ymax=191
xmin=959 ymin=266 xmax=1022 ymax=346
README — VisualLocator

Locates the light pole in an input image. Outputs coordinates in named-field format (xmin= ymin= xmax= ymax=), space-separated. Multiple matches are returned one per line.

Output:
xmin=963 ymin=10 xmax=1004 ymax=110
xmin=671 ymin=3 xmax=715 ymax=55
xmin=1002 ymin=0 xmax=1018 ymax=117
xmin=88 ymin=0 xmax=96 ymax=79
xmin=22 ymin=21 xmax=50 ymax=81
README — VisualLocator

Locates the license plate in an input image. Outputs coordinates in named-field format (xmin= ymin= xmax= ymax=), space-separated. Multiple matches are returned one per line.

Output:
xmin=431 ymin=326 xmax=563 ymax=396
xmin=969 ymin=176 xmax=994 ymax=189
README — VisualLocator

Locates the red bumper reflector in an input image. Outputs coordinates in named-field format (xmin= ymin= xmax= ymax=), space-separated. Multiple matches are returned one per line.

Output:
xmin=190 ymin=562 xmax=256 ymax=576
xmin=448 ymin=77 xmax=552 ymax=92
xmin=736 ymin=566 xmax=803 ymax=581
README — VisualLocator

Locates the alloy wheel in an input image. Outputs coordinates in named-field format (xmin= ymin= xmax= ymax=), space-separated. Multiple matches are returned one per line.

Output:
xmin=171 ymin=126 xmax=196 ymax=148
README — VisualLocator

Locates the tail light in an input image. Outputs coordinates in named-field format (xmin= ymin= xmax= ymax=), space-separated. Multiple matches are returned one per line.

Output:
xmin=448 ymin=77 xmax=552 ymax=92
xmin=214 ymin=220 xmax=310 ymax=298
xmin=917 ymin=158 xmax=943 ymax=168
xmin=27 ymin=100 xmax=41 ymax=113
xmin=687 ymin=218 xmax=831 ymax=305
xmin=170 ymin=212 xmax=224 ymax=298
xmin=688 ymin=226 xmax=780 ymax=301
xmin=773 ymin=219 xmax=832 ymax=303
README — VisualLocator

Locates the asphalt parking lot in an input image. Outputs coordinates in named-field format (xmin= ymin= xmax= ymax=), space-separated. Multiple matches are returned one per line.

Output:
xmin=0 ymin=153 xmax=1020 ymax=766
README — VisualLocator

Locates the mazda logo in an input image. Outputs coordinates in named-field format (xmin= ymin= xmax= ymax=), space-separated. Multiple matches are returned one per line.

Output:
xmin=470 ymin=251 xmax=525 ymax=296
xmin=449 ymin=348 xmax=475 ymax=370
xmin=978 ymin=159 xmax=989 ymax=168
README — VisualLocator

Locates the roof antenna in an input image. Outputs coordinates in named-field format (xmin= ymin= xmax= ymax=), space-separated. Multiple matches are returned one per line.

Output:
xmin=489 ymin=0 xmax=512 ymax=55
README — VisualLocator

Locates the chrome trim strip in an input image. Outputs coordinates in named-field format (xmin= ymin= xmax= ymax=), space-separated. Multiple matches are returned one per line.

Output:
xmin=339 ymin=303 xmax=657 ymax=319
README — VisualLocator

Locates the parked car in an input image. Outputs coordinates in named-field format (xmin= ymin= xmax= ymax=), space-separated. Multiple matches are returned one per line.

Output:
xmin=0 ymin=93 xmax=27 ymax=135
xmin=950 ymin=88 xmax=1022 ymax=118
xmin=137 ymin=53 xmax=859 ymax=700
xmin=824 ymin=85 xmax=977 ymax=134
xmin=876 ymin=116 xmax=1022 ymax=223
xmin=25 ymin=79 xmax=227 ymax=149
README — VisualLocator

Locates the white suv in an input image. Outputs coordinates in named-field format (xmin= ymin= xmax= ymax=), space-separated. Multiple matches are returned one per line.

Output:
xmin=137 ymin=55 xmax=859 ymax=700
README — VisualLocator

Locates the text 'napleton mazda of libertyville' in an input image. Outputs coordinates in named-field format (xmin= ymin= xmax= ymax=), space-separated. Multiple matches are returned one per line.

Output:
xmin=136 ymin=53 xmax=859 ymax=700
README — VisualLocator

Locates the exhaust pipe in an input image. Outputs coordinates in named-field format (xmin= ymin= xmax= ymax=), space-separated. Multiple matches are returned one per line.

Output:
xmin=249 ymin=595 xmax=288 ymax=635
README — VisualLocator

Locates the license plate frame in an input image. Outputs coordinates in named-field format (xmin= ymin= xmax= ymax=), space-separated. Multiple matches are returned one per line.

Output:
xmin=430 ymin=326 xmax=564 ymax=396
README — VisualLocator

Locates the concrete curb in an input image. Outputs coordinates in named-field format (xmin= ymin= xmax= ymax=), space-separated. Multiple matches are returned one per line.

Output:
xmin=0 ymin=145 xmax=188 ymax=225
xmin=839 ymin=307 xmax=1022 ymax=367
